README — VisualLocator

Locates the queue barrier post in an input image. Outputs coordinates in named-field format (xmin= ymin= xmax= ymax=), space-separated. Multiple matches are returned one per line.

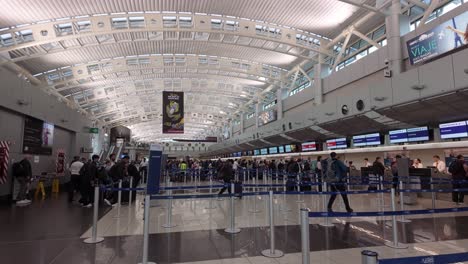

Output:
xmin=83 ymin=186 xmax=105 ymax=244
xmin=262 ymin=190 xmax=284 ymax=258
xmin=129 ymin=176 xmax=134 ymax=206
xmin=162 ymin=182 xmax=176 ymax=228
xmin=224 ymin=183 xmax=241 ymax=234
xmin=398 ymin=181 xmax=411 ymax=223
xmin=300 ymin=208 xmax=310 ymax=264
xmin=138 ymin=195 xmax=156 ymax=264
xmin=361 ymin=250 xmax=378 ymax=264
xmin=296 ymin=173 xmax=304 ymax=203
xmin=280 ymin=175 xmax=291 ymax=212
xmin=205 ymin=177 xmax=217 ymax=210
xmin=249 ymin=178 xmax=260 ymax=213
xmin=431 ymin=181 xmax=436 ymax=210
xmin=385 ymin=188 xmax=408 ymax=249
xmin=319 ymin=182 xmax=334 ymax=227
xmin=113 ymin=180 xmax=122 ymax=218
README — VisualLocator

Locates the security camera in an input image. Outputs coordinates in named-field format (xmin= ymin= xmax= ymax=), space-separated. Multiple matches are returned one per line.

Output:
xmin=384 ymin=59 xmax=390 ymax=65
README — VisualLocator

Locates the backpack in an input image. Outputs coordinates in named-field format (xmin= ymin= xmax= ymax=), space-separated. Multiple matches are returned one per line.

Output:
xmin=448 ymin=160 xmax=459 ymax=174
xmin=323 ymin=158 xmax=338 ymax=183
xmin=12 ymin=162 xmax=25 ymax=177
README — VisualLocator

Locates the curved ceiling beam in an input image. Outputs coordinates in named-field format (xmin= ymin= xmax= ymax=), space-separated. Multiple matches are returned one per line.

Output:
xmin=0 ymin=13 xmax=334 ymax=63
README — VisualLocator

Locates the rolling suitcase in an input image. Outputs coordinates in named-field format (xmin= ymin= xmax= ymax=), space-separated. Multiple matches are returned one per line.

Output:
xmin=301 ymin=177 xmax=312 ymax=191
xmin=233 ymin=181 xmax=243 ymax=198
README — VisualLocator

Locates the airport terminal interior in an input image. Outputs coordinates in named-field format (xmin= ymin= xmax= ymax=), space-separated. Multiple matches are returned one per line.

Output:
xmin=1 ymin=0 xmax=468 ymax=263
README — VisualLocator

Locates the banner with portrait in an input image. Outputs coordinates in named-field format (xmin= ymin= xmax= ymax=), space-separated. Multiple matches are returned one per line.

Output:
xmin=56 ymin=149 xmax=66 ymax=176
xmin=162 ymin=91 xmax=184 ymax=134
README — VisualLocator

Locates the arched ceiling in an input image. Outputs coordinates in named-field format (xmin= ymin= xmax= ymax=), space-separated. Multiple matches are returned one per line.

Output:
xmin=0 ymin=0 xmax=387 ymax=143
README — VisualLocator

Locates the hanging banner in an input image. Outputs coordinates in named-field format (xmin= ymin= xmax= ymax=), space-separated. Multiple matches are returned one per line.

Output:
xmin=162 ymin=91 xmax=184 ymax=134
xmin=56 ymin=149 xmax=66 ymax=176
xmin=0 ymin=141 xmax=10 ymax=185
xmin=147 ymin=144 xmax=163 ymax=195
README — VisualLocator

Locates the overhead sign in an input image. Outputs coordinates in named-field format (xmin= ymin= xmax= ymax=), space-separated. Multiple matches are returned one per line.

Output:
xmin=406 ymin=12 xmax=468 ymax=65
xmin=89 ymin=127 xmax=99 ymax=134
xmin=147 ymin=144 xmax=163 ymax=195
xmin=162 ymin=91 xmax=184 ymax=134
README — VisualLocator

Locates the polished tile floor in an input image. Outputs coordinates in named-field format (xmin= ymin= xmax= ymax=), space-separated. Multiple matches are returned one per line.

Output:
xmin=3 ymin=180 xmax=468 ymax=264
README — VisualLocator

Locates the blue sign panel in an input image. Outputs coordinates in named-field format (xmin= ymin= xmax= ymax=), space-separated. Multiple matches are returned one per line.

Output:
xmin=147 ymin=144 xmax=163 ymax=195
xmin=406 ymin=12 xmax=468 ymax=65
xmin=440 ymin=121 xmax=468 ymax=139
xmin=407 ymin=127 xmax=429 ymax=142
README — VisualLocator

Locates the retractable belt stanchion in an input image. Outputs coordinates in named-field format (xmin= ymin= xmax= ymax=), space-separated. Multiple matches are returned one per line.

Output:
xmin=385 ymin=188 xmax=408 ymax=249
xmin=224 ymin=183 xmax=241 ymax=234
xmin=205 ymin=176 xmax=217 ymax=210
xmin=129 ymin=176 xmax=134 ymax=206
xmin=296 ymin=173 xmax=304 ymax=203
xmin=243 ymin=169 xmax=247 ymax=183
xmin=83 ymin=186 xmax=105 ymax=244
xmin=262 ymin=190 xmax=284 ymax=258
xmin=398 ymin=181 xmax=411 ymax=223
xmin=138 ymin=195 xmax=156 ymax=264
xmin=162 ymin=182 xmax=176 ymax=228
xmin=361 ymin=250 xmax=378 ymax=264
xmin=249 ymin=178 xmax=260 ymax=213
xmin=319 ymin=182 xmax=334 ymax=227
xmin=431 ymin=181 xmax=436 ymax=210
xmin=114 ymin=180 xmax=122 ymax=218
xmin=280 ymin=174 xmax=291 ymax=212
xmin=379 ymin=175 xmax=385 ymax=209
xmin=300 ymin=208 xmax=310 ymax=264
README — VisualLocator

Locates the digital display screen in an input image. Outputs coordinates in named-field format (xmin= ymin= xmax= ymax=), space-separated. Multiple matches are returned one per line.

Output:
xmin=301 ymin=142 xmax=317 ymax=152
xmin=389 ymin=129 xmax=408 ymax=144
xmin=254 ymin=149 xmax=260 ymax=156
xmin=278 ymin=146 xmax=285 ymax=153
xmin=284 ymin=145 xmax=291 ymax=153
xmin=23 ymin=116 xmax=54 ymax=155
xmin=258 ymin=110 xmax=277 ymax=126
xmin=407 ymin=127 xmax=429 ymax=142
xmin=440 ymin=121 xmax=468 ymax=139
xmin=269 ymin=147 xmax=278 ymax=154
xmin=366 ymin=133 xmax=381 ymax=146
xmin=326 ymin=138 xmax=347 ymax=150
xmin=352 ymin=135 xmax=367 ymax=147
xmin=260 ymin=148 xmax=268 ymax=155
xmin=406 ymin=12 xmax=468 ymax=65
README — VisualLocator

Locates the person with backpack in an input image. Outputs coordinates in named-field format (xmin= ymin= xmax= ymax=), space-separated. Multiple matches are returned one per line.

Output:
xmin=79 ymin=154 xmax=100 ymax=208
xmin=448 ymin=155 xmax=468 ymax=205
xmin=324 ymin=152 xmax=353 ymax=213
xmin=218 ymin=161 xmax=233 ymax=195
xmin=13 ymin=155 xmax=33 ymax=205
xmin=68 ymin=156 xmax=84 ymax=203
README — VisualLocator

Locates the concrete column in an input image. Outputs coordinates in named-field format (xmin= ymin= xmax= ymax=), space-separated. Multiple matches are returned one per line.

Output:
xmin=315 ymin=39 xmax=330 ymax=104
xmin=255 ymin=103 xmax=261 ymax=128
xmin=386 ymin=0 xmax=403 ymax=75
xmin=276 ymin=89 xmax=283 ymax=120
xmin=240 ymin=113 xmax=244 ymax=134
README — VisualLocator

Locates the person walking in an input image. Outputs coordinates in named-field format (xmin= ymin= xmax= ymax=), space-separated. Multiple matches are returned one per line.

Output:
xmin=68 ymin=156 xmax=84 ymax=203
xmin=448 ymin=155 xmax=467 ymax=205
xmin=13 ymin=155 xmax=33 ymax=205
xmin=324 ymin=152 xmax=353 ymax=213
xmin=80 ymin=154 xmax=100 ymax=208
xmin=218 ymin=161 xmax=233 ymax=195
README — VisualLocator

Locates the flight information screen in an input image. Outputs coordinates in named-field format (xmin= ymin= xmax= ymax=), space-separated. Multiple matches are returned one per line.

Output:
xmin=389 ymin=129 xmax=408 ymax=144
xmin=440 ymin=121 xmax=468 ymax=139
xmin=407 ymin=127 xmax=429 ymax=142
xmin=327 ymin=138 xmax=347 ymax=149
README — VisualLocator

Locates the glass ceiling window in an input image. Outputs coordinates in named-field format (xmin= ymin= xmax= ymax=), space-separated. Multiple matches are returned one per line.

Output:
xmin=129 ymin=16 xmax=145 ymax=28
xmin=111 ymin=17 xmax=128 ymax=29
xmin=55 ymin=22 xmax=73 ymax=36
xmin=179 ymin=16 xmax=192 ymax=28
xmin=163 ymin=16 xmax=177 ymax=28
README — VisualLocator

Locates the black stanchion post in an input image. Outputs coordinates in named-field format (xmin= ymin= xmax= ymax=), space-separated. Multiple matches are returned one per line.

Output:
xmin=83 ymin=186 xmax=104 ymax=244
xmin=261 ymin=190 xmax=284 ymax=258
xmin=300 ymin=208 xmax=310 ymax=264
xmin=224 ymin=183 xmax=241 ymax=234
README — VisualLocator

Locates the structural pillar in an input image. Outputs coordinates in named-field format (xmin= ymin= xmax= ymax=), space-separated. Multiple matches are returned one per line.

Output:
xmin=385 ymin=0 xmax=407 ymax=75
xmin=240 ymin=112 xmax=244 ymax=134
xmin=276 ymin=89 xmax=283 ymax=120
xmin=255 ymin=103 xmax=261 ymax=128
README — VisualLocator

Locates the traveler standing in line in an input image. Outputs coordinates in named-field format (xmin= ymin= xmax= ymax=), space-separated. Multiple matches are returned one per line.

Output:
xmin=325 ymin=152 xmax=353 ymax=213
xmin=109 ymin=153 xmax=116 ymax=167
xmin=316 ymin=156 xmax=323 ymax=192
xmin=448 ymin=155 xmax=467 ymax=205
xmin=13 ymin=155 xmax=33 ymax=205
xmin=372 ymin=157 xmax=385 ymax=177
xmin=364 ymin=158 xmax=372 ymax=167
xmin=80 ymin=154 xmax=100 ymax=208
xmin=218 ymin=161 xmax=233 ymax=195
xmin=68 ymin=156 xmax=84 ymax=203
xmin=432 ymin=155 xmax=446 ymax=173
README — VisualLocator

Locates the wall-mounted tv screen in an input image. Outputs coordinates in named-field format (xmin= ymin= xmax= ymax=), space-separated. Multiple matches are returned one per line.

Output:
xmin=365 ymin=133 xmax=381 ymax=146
xmin=389 ymin=129 xmax=408 ymax=144
xmin=23 ymin=116 xmax=54 ymax=155
xmin=352 ymin=135 xmax=367 ymax=147
xmin=269 ymin=147 xmax=278 ymax=154
xmin=260 ymin=148 xmax=268 ymax=155
xmin=407 ymin=127 xmax=429 ymax=142
xmin=254 ymin=149 xmax=260 ymax=156
xmin=326 ymin=138 xmax=347 ymax=150
xmin=301 ymin=142 xmax=317 ymax=152
xmin=258 ymin=110 xmax=277 ymax=126
xmin=439 ymin=121 xmax=468 ymax=139
xmin=278 ymin=146 xmax=285 ymax=153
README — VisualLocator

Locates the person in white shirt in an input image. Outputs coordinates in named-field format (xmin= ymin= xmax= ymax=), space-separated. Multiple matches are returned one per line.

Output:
xmin=364 ymin=158 xmax=372 ymax=167
xmin=68 ymin=156 xmax=84 ymax=203
xmin=413 ymin=158 xmax=424 ymax=169
xmin=432 ymin=155 xmax=446 ymax=173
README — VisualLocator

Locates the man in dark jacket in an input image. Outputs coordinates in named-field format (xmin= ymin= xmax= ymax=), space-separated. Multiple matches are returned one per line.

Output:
xmin=15 ymin=155 xmax=33 ymax=205
xmin=326 ymin=152 xmax=353 ymax=213
xmin=449 ymin=155 xmax=467 ymax=204
xmin=80 ymin=154 xmax=100 ymax=208
xmin=218 ymin=161 xmax=233 ymax=195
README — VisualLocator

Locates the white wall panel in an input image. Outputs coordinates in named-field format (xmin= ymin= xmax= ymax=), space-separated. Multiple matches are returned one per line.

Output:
xmin=419 ymin=56 xmax=455 ymax=98
xmin=391 ymin=68 xmax=420 ymax=105
xmin=453 ymin=47 xmax=468 ymax=90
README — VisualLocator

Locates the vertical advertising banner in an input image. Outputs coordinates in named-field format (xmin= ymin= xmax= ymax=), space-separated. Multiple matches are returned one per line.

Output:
xmin=0 ymin=141 xmax=10 ymax=185
xmin=147 ymin=144 xmax=163 ymax=195
xmin=56 ymin=149 xmax=66 ymax=176
xmin=162 ymin=91 xmax=184 ymax=134
xmin=23 ymin=116 xmax=54 ymax=155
